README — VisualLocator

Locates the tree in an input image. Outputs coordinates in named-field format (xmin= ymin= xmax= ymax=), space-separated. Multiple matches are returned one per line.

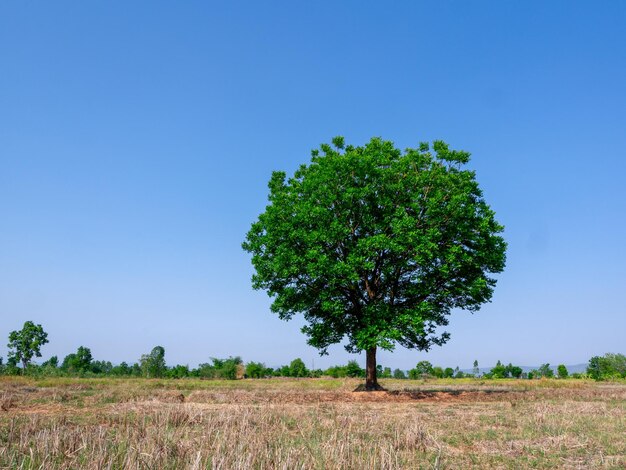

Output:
xmin=537 ymin=363 xmax=554 ymax=378
xmin=289 ymin=358 xmax=309 ymax=377
xmin=41 ymin=356 xmax=59 ymax=369
xmin=246 ymin=361 xmax=267 ymax=378
xmin=168 ymin=364 xmax=190 ymax=379
xmin=588 ymin=353 xmax=626 ymax=380
xmin=473 ymin=360 xmax=480 ymax=377
xmin=488 ymin=360 xmax=507 ymax=379
xmin=345 ymin=360 xmax=365 ymax=378
xmin=111 ymin=362 xmax=131 ymax=376
xmin=243 ymin=137 xmax=506 ymax=390
xmin=432 ymin=366 xmax=444 ymax=378
xmin=61 ymin=346 xmax=93 ymax=374
xmin=140 ymin=346 xmax=166 ymax=378
xmin=393 ymin=368 xmax=406 ymax=379
xmin=605 ymin=353 xmax=626 ymax=377
xmin=197 ymin=357 xmax=242 ymax=380
xmin=91 ymin=360 xmax=113 ymax=375
xmin=4 ymin=357 xmax=19 ymax=375
xmin=324 ymin=365 xmax=347 ymax=378
xmin=557 ymin=364 xmax=568 ymax=379
xmin=7 ymin=321 xmax=49 ymax=372
xmin=506 ymin=363 xmax=523 ymax=379
xmin=409 ymin=360 xmax=434 ymax=379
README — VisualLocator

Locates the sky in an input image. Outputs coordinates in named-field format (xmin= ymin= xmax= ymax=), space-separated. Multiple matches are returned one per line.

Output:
xmin=1 ymin=2 xmax=625 ymax=371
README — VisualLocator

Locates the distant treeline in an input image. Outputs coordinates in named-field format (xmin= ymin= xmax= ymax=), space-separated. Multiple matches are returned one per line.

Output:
xmin=2 ymin=322 xmax=625 ymax=381
xmin=2 ymin=348 xmax=625 ymax=382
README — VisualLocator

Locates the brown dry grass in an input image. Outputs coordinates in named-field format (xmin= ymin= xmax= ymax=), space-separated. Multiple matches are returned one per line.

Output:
xmin=0 ymin=377 xmax=624 ymax=469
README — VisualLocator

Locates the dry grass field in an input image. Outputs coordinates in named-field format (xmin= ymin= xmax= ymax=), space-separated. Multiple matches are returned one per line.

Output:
xmin=0 ymin=376 xmax=624 ymax=469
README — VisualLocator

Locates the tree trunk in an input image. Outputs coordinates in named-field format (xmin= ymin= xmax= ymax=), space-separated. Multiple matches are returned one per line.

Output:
xmin=365 ymin=347 xmax=383 ymax=390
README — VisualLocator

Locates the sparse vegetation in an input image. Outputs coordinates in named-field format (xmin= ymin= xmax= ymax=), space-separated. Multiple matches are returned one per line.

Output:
xmin=0 ymin=376 xmax=624 ymax=469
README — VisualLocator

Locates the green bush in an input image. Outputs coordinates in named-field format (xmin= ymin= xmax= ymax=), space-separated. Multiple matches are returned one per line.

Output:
xmin=587 ymin=353 xmax=626 ymax=380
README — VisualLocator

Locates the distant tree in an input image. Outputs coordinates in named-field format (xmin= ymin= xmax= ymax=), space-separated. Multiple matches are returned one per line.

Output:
xmin=489 ymin=360 xmax=507 ymax=379
xmin=345 ymin=360 xmax=364 ymax=378
xmin=393 ymin=368 xmax=407 ymax=379
xmin=168 ymin=364 xmax=190 ymax=379
xmin=537 ymin=363 xmax=554 ymax=378
xmin=409 ymin=361 xmax=433 ymax=379
xmin=276 ymin=365 xmax=291 ymax=377
xmin=557 ymin=364 xmax=569 ymax=379
xmin=90 ymin=360 xmax=113 ymax=375
xmin=76 ymin=346 xmax=93 ymax=369
xmin=197 ymin=356 xmax=242 ymax=380
xmin=587 ymin=353 xmax=626 ymax=380
xmin=62 ymin=346 xmax=93 ymax=374
xmin=61 ymin=354 xmax=77 ymax=372
xmin=246 ymin=361 xmax=267 ymax=379
xmin=111 ymin=362 xmax=131 ymax=376
xmin=414 ymin=361 xmax=434 ymax=377
xmin=243 ymin=137 xmax=507 ymax=390
xmin=289 ymin=358 xmax=309 ymax=377
xmin=473 ymin=359 xmax=480 ymax=377
xmin=41 ymin=356 xmax=59 ymax=369
xmin=131 ymin=362 xmax=142 ymax=376
xmin=603 ymin=353 xmax=626 ymax=378
xmin=443 ymin=367 xmax=455 ymax=378
xmin=7 ymin=321 xmax=49 ymax=372
xmin=324 ymin=365 xmax=346 ymax=378
xmin=140 ymin=346 xmax=166 ymax=378
xmin=506 ymin=363 xmax=523 ymax=379
xmin=375 ymin=365 xmax=393 ymax=379
xmin=587 ymin=356 xmax=601 ymax=380
xmin=5 ymin=356 xmax=20 ymax=375
xmin=431 ymin=367 xmax=444 ymax=378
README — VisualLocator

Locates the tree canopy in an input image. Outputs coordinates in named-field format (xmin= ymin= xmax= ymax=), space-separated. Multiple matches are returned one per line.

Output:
xmin=7 ymin=321 xmax=49 ymax=372
xmin=243 ymin=137 xmax=506 ymax=389
xmin=61 ymin=346 xmax=93 ymax=374
xmin=140 ymin=346 xmax=167 ymax=378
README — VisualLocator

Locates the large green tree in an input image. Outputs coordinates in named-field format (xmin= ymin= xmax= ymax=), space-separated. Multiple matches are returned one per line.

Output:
xmin=7 ymin=321 xmax=49 ymax=373
xmin=243 ymin=137 xmax=506 ymax=389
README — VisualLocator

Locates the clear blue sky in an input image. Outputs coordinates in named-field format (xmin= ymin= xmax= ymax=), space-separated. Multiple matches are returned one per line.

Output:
xmin=1 ymin=2 xmax=625 ymax=370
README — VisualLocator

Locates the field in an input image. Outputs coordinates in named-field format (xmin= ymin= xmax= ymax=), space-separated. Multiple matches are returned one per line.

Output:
xmin=0 ymin=377 xmax=624 ymax=469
